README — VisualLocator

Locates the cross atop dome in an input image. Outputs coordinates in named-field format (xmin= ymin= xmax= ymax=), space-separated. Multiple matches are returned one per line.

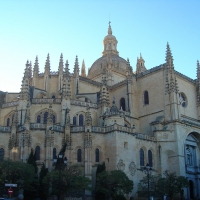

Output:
xmin=108 ymin=21 xmax=112 ymax=35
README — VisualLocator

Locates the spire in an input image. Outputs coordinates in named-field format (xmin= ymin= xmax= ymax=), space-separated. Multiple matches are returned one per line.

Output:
xmin=73 ymin=55 xmax=79 ymax=77
xmin=62 ymin=60 xmax=71 ymax=99
xmin=164 ymin=43 xmax=178 ymax=94
xmin=165 ymin=42 xmax=173 ymax=67
xmin=81 ymin=60 xmax=86 ymax=77
xmin=102 ymin=22 xmax=119 ymax=56
xmin=20 ymin=61 xmax=30 ymax=101
xmin=136 ymin=53 xmax=146 ymax=74
xmin=58 ymin=53 xmax=64 ymax=74
xmin=33 ymin=56 xmax=39 ymax=77
xmin=29 ymin=61 xmax=32 ymax=78
xmin=126 ymin=58 xmax=133 ymax=76
xmin=44 ymin=53 xmax=51 ymax=74
xmin=108 ymin=21 xmax=112 ymax=35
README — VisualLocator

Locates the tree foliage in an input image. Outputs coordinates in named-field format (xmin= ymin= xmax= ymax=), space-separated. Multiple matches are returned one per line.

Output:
xmin=138 ymin=174 xmax=162 ymax=197
xmin=42 ymin=166 xmax=91 ymax=198
xmin=137 ymin=171 xmax=189 ymax=199
xmin=96 ymin=170 xmax=133 ymax=199
xmin=157 ymin=171 xmax=188 ymax=199
xmin=0 ymin=159 xmax=38 ymax=192
xmin=27 ymin=148 xmax=37 ymax=173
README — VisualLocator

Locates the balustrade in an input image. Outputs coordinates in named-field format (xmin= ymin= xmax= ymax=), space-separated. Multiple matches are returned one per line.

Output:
xmin=0 ymin=126 xmax=11 ymax=133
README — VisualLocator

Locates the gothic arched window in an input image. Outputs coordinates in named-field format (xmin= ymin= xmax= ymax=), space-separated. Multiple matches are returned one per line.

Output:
xmin=37 ymin=115 xmax=41 ymax=123
xmin=7 ymin=118 xmax=10 ymax=126
xmin=43 ymin=112 xmax=48 ymax=124
xmin=52 ymin=95 xmax=55 ymax=99
xmin=73 ymin=116 xmax=76 ymax=125
xmin=95 ymin=148 xmax=100 ymax=162
xmin=79 ymin=114 xmax=84 ymax=126
xmin=148 ymin=150 xmax=153 ymax=167
xmin=140 ymin=148 xmax=144 ymax=166
xmin=0 ymin=148 xmax=4 ymax=161
xmin=120 ymin=98 xmax=126 ymax=111
xmin=53 ymin=148 xmax=56 ymax=159
xmin=77 ymin=149 xmax=82 ymax=162
xmin=144 ymin=91 xmax=149 ymax=105
xmin=35 ymin=146 xmax=40 ymax=160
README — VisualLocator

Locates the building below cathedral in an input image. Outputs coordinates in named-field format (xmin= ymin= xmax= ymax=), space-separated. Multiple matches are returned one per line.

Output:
xmin=0 ymin=22 xmax=200 ymax=199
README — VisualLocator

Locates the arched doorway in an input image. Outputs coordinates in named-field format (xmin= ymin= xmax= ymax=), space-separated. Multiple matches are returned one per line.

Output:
xmin=189 ymin=180 xmax=194 ymax=199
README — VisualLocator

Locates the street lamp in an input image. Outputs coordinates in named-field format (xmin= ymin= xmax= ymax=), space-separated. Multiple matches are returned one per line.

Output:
xmin=143 ymin=163 xmax=152 ymax=200
xmin=53 ymin=153 xmax=68 ymax=200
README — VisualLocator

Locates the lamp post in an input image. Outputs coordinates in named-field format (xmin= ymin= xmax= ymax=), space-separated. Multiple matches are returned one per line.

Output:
xmin=53 ymin=153 xmax=68 ymax=200
xmin=143 ymin=163 xmax=152 ymax=200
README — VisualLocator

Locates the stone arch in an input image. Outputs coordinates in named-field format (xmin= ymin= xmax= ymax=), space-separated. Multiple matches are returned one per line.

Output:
xmin=4 ymin=111 xmax=15 ymax=126
xmin=139 ymin=146 xmax=147 ymax=166
xmin=94 ymin=146 xmax=102 ymax=163
xmin=35 ymin=109 xmax=57 ymax=124
xmin=119 ymin=97 xmax=126 ymax=111
xmin=33 ymin=143 xmax=42 ymax=160
xmin=73 ymin=111 xmax=85 ymax=126
xmin=74 ymin=146 xmax=84 ymax=163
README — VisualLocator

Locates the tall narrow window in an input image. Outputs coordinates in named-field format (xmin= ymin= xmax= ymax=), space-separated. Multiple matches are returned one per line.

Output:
xmin=77 ymin=149 xmax=82 ymax=162
xmin=144 ymin=91 xmax=149 ymax=105
xmin=148 ymin=150 xmax=153 ymax=167
xmin=53 ymin=115 xmax=56 ymax=124
xmin=35 ymin=146 xmax=40 ymax=160
xmin=43 ymin=112 xmax=48 ymax=124
xmin=95 ymin=148 xmax=100 ymax=162
xmin=140 ymin=148 xmax=144 ymax=166
xmin=79 ymin=114 xmax=84 ymax=126
xmin=73 ymin=116 xmax=76 ymax=125
xmin=0 ymin=148 xmax=4 ymax=161
xmin=37 ymin=115 xmax=41 ymax=123
xmin=120 ymin=98 xmax=126 ymax=111
xmin=7 ymin=118 xmax=10 ymax=126
xmin=53 ymin=148 xmax=56 ymax=159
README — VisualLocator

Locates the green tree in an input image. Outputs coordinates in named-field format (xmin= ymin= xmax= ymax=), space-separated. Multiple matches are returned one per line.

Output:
xmin=42 ymin=166 xmax=91 ymax=199
xmin=38 ymin=163 xmax=48 ymax=200
xmin=0 ymin=160 xmax=38 ymax=194
xmin=137 ymin=174 xmax=162 ymax=198
xmin=95 ymin=162 xmax=106 ymax=200
xmin=96 ymin=170 xmax=133 ymax=200
xmin=27 ymin=148 xmax=37 ymax=173
xmin=157 ymin=171 xmax=189 ymax=199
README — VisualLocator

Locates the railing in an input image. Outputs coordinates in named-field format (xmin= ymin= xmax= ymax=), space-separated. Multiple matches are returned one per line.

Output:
xmin=181 ymin=115 xmax=200 ymax=127
xmin=30 ymin=123 xmax=46 ymax=130
xmin=92 ymin=124 xmax=135 ymax=134
xmin=32 ymin=98 xmax=61 ymax=104
xmin=2 ymin=101 xmax=19 ymax=108
xmin=136 ymin=133 xmax=156 ymax=141
xmin=70 ymin=126 xmax=85 ymax=133
xmin=0 ymin=126 xmax=11 ymax=133
xmin=70 ymin=100 xmax=97 ymax=109
xmin=53 ymin=125 xmax=64 ymax=132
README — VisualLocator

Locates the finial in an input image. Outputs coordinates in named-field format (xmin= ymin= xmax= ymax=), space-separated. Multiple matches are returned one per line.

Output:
xmin=108 ymin=21 xmax=112 ymax=35
xmin=140 ymin=53 xmax=142 ymax=59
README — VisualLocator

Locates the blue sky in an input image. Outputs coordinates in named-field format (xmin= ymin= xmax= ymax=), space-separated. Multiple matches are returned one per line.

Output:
xmin=0 ymin=1 xmax=200 ymax=92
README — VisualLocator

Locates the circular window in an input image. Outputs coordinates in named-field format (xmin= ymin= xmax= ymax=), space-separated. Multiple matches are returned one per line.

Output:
xmin=179 ymin=93 xmax=187 ymax=107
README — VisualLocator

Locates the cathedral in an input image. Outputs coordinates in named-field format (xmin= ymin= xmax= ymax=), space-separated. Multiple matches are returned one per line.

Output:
xmin=0 ymin=22 xmax=200 ymax=199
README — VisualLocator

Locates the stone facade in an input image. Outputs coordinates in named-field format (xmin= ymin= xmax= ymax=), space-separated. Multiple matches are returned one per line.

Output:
xmin=0 ymin=22 xmax=200 ymax=199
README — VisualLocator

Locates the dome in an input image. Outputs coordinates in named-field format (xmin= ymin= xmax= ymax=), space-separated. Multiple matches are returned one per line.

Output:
xmin=87 ymin=22 xmax=128 ymax=81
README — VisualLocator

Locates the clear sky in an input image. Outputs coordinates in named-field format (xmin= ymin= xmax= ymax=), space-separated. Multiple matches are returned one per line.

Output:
xmin=0 ymin=0 xmax=200 ymax=93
